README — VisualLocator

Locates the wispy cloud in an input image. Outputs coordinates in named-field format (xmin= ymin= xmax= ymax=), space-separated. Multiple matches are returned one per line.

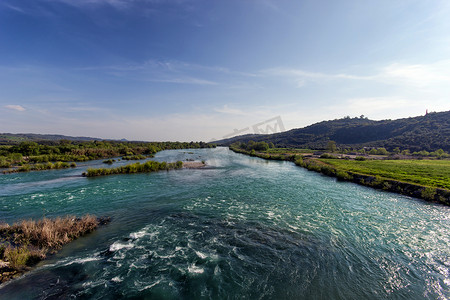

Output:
xmin=214 ymin=105 xmax=246 ymax=115
xmin=67 ymin=106 xmax=101 ymax=112
xmin=262 ymin=67 xmax=374 ymax=82
xmin=4 ymin=105 xmax=26 ymax=112
xmin=1 ymin=3 xmax=27 ymax=13
xmin=51 ymin=0 xmax=202 ymax=11
xmin=147 ymin=77 xmax=217 ymax=85
xmin=380 ymin=61 xmax=450 ymax=87
xmin=53 ymin=0 xmax=131 ymax=10
xmin=344 ymin=97 xmax=410 ymax=112
xmin=262 ymin=60 xmax=450 ymax=90
xmin=76 ymin=59 xmax=255 ymax=86
xmin=257 ymin=0 xmax=279 ymax=11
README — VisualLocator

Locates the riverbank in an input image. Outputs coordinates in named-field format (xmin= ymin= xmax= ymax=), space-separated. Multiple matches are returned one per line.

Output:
xmin=1 ymin=147 xmax=448 ymax=299
xmin=182 ymin=161 xmax=206 ymax=169
xmin=82 ymin=160 xmax=184 ymax=177
xmin=83 ymin=160 xmax=207 ymax=177
xmin=1 ymin=141 xmax=215 ymax=173
xmin=2 ymin=161 xmax=77 ymax=174
xmin=230 ymin=147 xmax=450 ymax=205
xmin=0 ymin=215 xmax=110 ymax=283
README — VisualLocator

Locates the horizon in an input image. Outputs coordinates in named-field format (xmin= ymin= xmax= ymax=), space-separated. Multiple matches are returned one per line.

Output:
xmin=1 ymin=0 xmax=450 ymax=141
xmin=2 ymin=109 xmax=447 ymax=143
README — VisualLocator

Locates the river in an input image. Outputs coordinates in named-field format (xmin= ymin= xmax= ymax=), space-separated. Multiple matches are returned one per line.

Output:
xmin=0 ymin=147 xmax=448 ymax=299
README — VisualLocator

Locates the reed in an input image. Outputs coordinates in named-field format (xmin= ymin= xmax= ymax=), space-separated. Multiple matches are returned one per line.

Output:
xmin=0 ymin=215 xmax=108 ymax=282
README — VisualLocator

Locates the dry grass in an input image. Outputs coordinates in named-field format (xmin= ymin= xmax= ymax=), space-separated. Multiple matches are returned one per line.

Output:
xmin=1 ymin=215 xmax=106 ymax=282
xmin=15 ymin=215 xmax=98 ymax=250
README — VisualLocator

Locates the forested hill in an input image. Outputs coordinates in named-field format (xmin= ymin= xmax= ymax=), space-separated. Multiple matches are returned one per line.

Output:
xmin=216 ymin=110 xmax=450 ymax=152
xmin=0 ymin=133 xmax=125 ymax=145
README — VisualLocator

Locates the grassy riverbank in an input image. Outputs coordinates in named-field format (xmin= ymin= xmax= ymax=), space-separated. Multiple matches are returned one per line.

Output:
xmin=0 ymin=215 xmax=110 ymax=283
xmin=319 ymin=159 xmax=450 ymax=190
xmin=0 ymin=141 xmax=215 ymax=172
xmin=230 ymin=146 xmax=450 ymax=205
xmin=2 ymin=161 xmax=77 ymax=174
xmin=83 ymin=160 xmax=184 ymax=177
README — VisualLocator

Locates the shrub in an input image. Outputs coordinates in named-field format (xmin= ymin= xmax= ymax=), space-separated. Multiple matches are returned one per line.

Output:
xmin=382 ymin=182 xmax=392 ymax=190
xmin=421 ymin=187 xmax=437 ymax=201
xmin=371 ymin=176 xmax=384 ymax=187
xmin=86 ymin=160 xmax=184 ymax=177
xmin=176 ymin=161 xmax=183 ymax=168
xmin=376 ymin=148 xmax=389 ymax=155
xmin=4 ymin=246 xmax=31 ymax=268
xmin=4 ymin=246 xmax=46 ymax=268
xmin=320 ymin=165 xmax=336 ymax=176
xmin=336 ymin=170 xmax=352 ymax=181
xmin=0 ymin=214 xmax=106 ymax=277
xmin=294 ymin=157 xmax=303 ymax=166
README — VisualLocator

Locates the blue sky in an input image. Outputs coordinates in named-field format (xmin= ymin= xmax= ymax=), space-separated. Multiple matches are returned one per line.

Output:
xmin=1 ymin=0 xmax=449 ymax=141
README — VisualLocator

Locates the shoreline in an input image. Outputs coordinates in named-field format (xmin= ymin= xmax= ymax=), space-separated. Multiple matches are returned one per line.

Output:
xmin=0 ymin=215 xmax=110 ymax=283
xmin=182 ymin=161 xmax=206 ymax=169
xmin=229 ymin=147 xmax=450 ymax=206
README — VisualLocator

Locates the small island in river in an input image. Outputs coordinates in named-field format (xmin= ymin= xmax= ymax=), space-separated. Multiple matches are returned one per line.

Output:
xmin=0 ymin=215 xmax=110 ymax=283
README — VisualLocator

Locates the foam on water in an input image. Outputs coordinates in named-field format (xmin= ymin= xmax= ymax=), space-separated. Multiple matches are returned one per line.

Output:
xmin=0 ymin=148 xmax=449 ymax=299
xmin=109 ymin=241 xmax=135 ymax=252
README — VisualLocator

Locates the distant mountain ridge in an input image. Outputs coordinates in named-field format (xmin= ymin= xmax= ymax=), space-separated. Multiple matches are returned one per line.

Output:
xmin=0 ymin=133 xmax=127 ymax=145
xmin=216 ymin=110 xmax=450 ymax=152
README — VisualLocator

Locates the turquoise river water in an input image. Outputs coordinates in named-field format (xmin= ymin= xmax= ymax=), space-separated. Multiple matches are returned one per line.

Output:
xmin=0 ymin=147 xmax=449 ymax=299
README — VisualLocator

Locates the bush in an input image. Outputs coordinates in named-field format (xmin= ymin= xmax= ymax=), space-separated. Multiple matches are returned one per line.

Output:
xmin=421 ymin=187 xmax=437 ymax=201
xmin=294 ymin=157 xmax=303 ymax=166
xmin=4 ymin=246 xmax=31 ymax=268
xmin=336 ymin=170 xmax=353 ymax=181
xmin=320 ymin=165 xmax=336 ymax=176
xmin=371 ymin=176 xmax=384 ymax=187
xmin=382 ymin=182 xmax=392 ymax=190
xmin=85 ymin=160 xmax=184 ymax=177
xmin=4 ymin=246 xmax=45 ymax=268
xmin=0 ymin=214 xmax=105 ymax=276
xmin=376 ymin=148 xmax=389 ymax=155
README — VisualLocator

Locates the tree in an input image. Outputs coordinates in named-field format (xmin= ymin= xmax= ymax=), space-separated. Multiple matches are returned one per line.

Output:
xmin=327 ymin=141 xmax=337 ymax=152
xmin=369 ymin=148 xmax=378 ymax=155
xmin=15 ymin=142 xmax=40 ymax=156
xmin=254 ymin=142 xmax=269 ymax=151
xmin=376 ymin=148 xmax=388 ymax=155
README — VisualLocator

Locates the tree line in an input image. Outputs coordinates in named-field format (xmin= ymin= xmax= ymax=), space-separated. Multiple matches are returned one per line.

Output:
xmin=0 ymin=140 xmax=215 ymax=169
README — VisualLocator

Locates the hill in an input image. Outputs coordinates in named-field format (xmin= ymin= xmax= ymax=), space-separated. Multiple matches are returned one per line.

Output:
xmin=216 ymin=111 xmax=450 ymax=152
xmin=0 ymin=133 xmax=126 ymax=145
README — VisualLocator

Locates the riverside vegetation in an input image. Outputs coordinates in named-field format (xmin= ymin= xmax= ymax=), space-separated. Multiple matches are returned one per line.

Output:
xmin=83 ymin=160 xmax=184 ymax=177
xmin=0 ymin=140 xmax=214 ymax=173
xmin=230 ymin=141 xmax=450 ymax=205
xmin=0 ymin=215 xmax=110 ymax=283
xmin=0 ymin=140 xmax=213 ymax=282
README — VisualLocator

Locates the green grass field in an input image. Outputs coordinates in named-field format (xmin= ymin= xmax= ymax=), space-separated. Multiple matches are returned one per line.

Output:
xmin=319 ymin=159 xmax=450 ymax=190
xmin=266 ymin=148 xmax=313 ymax=154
